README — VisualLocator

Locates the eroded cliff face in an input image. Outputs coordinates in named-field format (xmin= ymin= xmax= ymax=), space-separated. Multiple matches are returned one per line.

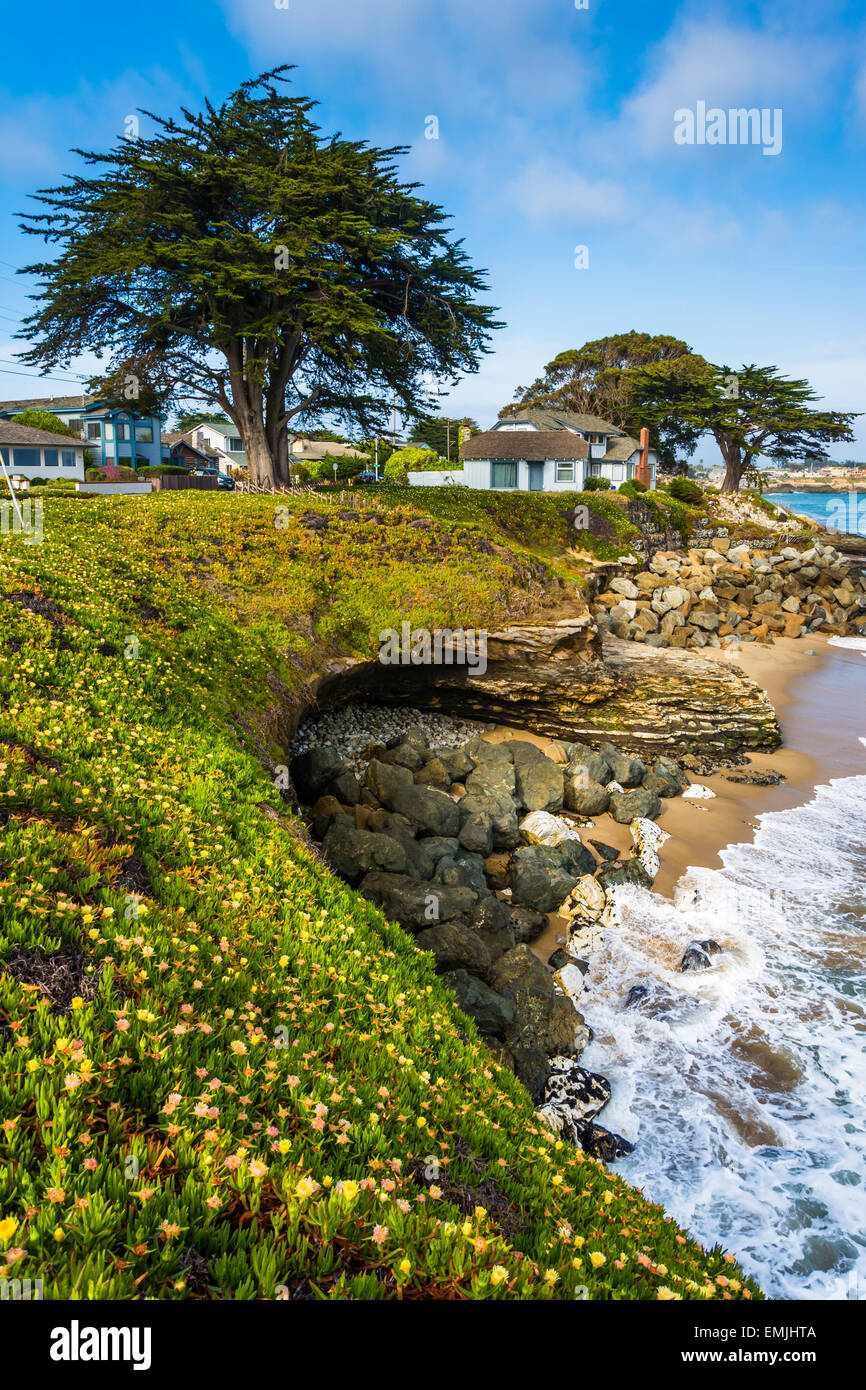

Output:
xmin=290 ymin=618 xmax=780 ymax=758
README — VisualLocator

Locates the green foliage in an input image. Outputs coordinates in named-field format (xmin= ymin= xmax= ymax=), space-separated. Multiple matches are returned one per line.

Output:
xmin=383 ymin=447 xmax=439 ymax=483
xmin=667 ymin=475 xmax=704 ymax=504
xmin=19 ymin=69 xmax=501 ymax=486
xmin=410 ymin=416 xmax=479 ymax=460
xmin=139 ymin=465 xmax=189 ymax=478
xmin=583 ymin=477 xmax=611 ymax=491
xmin=618 ymin=479 xmax=647 ymax=498
xmin=174 ymin=412 xmax=232 ymax=434
xmin=628 ymin=361 xmax=860 ymax=492
xmin=13 ymin=409 xmax=80 ymax=439
xmin=85 ymin=467 xmax=107 ymax=481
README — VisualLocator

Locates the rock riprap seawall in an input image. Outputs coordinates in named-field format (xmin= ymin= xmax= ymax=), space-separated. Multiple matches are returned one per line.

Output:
xmin=293 ymin=721 xmax=700 ymax=1159
xmin=591 ymin=537 xmax=866 ymax=650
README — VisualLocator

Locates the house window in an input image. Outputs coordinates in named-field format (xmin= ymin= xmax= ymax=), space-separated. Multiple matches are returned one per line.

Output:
xmin=43 ymin=449 xmax=58 ymax=468
xmin=86 ymin=421 xmax=101 ymax=441
xmin=135 ymin=424 xmax=153 ymax=443
xmin=68 ymin=419 xmax=87 ymax=437
xmin=227 ymin=436 xmax=243 ymax=452
xmin=555 ymin=461 xmax=575 ymax=482
xmin=62 ymin=450 xmax=77 ymax=468
xmin=588 ymin=461 xmax=602 ymax=476
xmin=611 ymin=463 xmax=625 ymax=482
xmin=116 ymin=423 xmax=130 ymax=441
xmin=491 ymin=461 xmax=518 ymax=489
xmin=13 ymin=448 xmax=41 ymax=468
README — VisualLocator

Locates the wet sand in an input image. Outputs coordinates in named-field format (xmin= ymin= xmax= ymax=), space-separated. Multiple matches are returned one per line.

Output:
xmin=483 ymin=635 xmax=866 ymax=960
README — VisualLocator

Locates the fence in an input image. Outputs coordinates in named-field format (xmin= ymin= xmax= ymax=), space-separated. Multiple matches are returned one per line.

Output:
xmin=150 ymin=474 xmax=219 ymax=491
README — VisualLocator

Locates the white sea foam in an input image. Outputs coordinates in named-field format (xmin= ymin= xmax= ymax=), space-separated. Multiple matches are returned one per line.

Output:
xmin=580 ymin=773 xmax=866 ymax=1299
xmin=829 ymin=637 xmax=866 ymax=654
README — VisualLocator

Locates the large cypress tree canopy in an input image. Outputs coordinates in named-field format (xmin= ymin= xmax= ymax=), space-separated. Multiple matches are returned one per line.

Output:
xmin=17 ymin=68 xmax=501 ymax=483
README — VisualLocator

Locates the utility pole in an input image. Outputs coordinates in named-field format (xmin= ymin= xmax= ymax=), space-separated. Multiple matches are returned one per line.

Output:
xmin=391 ymin=396 xmax=397 ymax=449
xmin=446 ymin=419 xmax=451 ymax=462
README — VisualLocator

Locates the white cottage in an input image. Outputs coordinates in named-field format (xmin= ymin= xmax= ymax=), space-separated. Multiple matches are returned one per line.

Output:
xmin=0 ymin=419 xmax=87 ymax=482
xmin=408 ymin=408 xmax=657 ymax=492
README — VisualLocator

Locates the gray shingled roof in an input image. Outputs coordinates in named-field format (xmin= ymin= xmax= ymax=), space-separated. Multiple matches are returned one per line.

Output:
xmin=494 ymin=408 xmax=627 ymax=436
xmin=602 ymin=435 xmax=641 ymax=461
xmin=462 ymin=430 xmax=589 ymax=461
xmin=0 ymin=395 xmax=92 ymax=413
xmin=0 ymin=420 xmax=88 ymax=448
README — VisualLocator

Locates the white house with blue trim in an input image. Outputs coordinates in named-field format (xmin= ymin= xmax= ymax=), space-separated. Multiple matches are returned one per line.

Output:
xmin=408 ymin=409 xmax=657 ymax=492
xmin=0 ymin=395 xmax=168 ymax=476
xmin=0 ymin=418 xmax=87 ymax=481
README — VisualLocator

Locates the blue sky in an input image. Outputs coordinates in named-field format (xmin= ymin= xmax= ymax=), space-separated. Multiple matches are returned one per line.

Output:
xmin=1 ymin=0 xmax=864 ymax=462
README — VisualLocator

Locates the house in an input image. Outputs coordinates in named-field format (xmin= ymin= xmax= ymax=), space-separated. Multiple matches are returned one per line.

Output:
xmin=0 ymin=419 xmax=88 ymax=481
xmin=288 ymin=437 xmax=368 ymax=468
xmin=407 ymin=408 xmax=657 ymax=492
xmin=0 ymin=396 xmax=168 ymax=472
xmin=163 ymin=433 xmax=221 ymax=471
xmin=182 ymin=421 xmax=246 ymax=473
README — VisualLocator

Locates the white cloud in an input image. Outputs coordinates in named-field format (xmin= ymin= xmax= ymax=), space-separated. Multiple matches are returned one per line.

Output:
xmin=507 ymin=160 xmax=629 ymax=224
xmin=593 ymin=19 xmax=838 ymax=161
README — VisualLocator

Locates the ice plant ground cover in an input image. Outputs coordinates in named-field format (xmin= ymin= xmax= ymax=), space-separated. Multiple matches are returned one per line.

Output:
xmin=0 ymin=492 xmax=761 ymax=1299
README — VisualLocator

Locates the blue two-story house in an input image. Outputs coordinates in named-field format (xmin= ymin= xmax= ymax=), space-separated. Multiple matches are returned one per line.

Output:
xmin=0 ymin=395 xmax=169 ymax=477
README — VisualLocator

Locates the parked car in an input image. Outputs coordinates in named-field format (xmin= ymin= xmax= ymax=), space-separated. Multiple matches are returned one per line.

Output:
xmin=356 ymin=471 xmax=380 ymax=483
xmin=191 ymin=468 xmax=235 ymax=491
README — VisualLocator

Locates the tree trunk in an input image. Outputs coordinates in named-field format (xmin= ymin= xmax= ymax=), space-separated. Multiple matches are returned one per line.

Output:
xmin=723 ymin=458 xmax=743 ymax=492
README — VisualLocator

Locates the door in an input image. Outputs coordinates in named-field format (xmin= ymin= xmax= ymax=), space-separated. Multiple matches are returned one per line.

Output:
xmin=528 ymin=462 xmax=544 ymax=491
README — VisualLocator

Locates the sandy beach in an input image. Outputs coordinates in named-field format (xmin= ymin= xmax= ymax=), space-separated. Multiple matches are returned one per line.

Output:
xmin=484 ymin=633 xmax=866 ymax=961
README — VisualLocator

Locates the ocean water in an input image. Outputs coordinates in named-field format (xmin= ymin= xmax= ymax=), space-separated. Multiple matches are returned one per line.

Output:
xmin=579 ymin=673 xmax=866 ymax=1299
xmin=764 ymin=490 xmax=866 ymax=535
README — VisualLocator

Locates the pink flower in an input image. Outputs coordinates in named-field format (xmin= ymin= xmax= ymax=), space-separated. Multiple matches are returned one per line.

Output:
xmin=206 ymin=1196 xmax=222 ymax=1210
xmin=286 ymin=1076 xmax=300 ymax=1088
xmin=311 ymin=1117 xmax=325 ymax=1131
xmin=82 ymin=1157 xmax=97 ymax=1171
xmin=225 ymin=1155 xmax=242 ymax=1171
xmin=372 ymin=1225 xmax=388 ymax=1245
xmin=116 ymin=1019 xmax=130 ymax=1032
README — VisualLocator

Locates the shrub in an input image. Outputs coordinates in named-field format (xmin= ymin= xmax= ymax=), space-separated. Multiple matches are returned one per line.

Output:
xmin=583 ymin=476 xmax=611 ymax=491
xmin=85 ymin=467 xmax=107 ymax=482
xmin=618 ymin=479 xmax=647 ymax=499
xmin=667 ymin=475 xmax=704 ymax=504
xmin=383 ymin=446 xmax=439 ymax=484
xmin=139 ymin=464 xmax=190 ymax=478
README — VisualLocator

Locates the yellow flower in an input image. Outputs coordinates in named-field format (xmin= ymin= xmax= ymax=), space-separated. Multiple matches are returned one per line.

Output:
xmin=53 ymin=1226 xmax=65 ymax=1242
xmin=70 ymin=997 xmax=84 ymax=1011
xmin=340 ymin=1181 xmax=358 ymax=1201
xmin=0 ymin=1217 xmax=18 ymax=1242
xmin=279 ymin=956 xmax=289 ymax=967
xmin=399 ymin=1259 xmax=411 ymax=1276
xmin=589 ymin=1252 xmax=606 ymax=1269
xmin=296 ymin=1176 xmax=319 ymax=1199
xmin=543 ymin=1268 xmax=559 ymax=1284
xmin=461 ymin=1221 xmax=473 ymax=1237
xmin=278 ymin=1139 xmax=291 ymax=1155
xmin=657 ymin=1287 xmax=681 ymax=1300
xmin=489 ymin=1266 xmax=508 ymax=1286
xmin=603 ymin=1191 xmax=614 ymax=1205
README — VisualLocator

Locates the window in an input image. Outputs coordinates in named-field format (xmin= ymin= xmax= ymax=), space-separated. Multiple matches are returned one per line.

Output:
xmin=104 ymin=422 xmax=114 ymax=441
xmin=43 ymin=449 xmax=58 ymax=468
xmin=611 ymin=463 xmax=625 ymax=482
xmin=116 ymin=423 xmax=130 ymax=441
xmin=491 ymin=461 xmax=518 ymax=488
xmin=13 ymin=448 xmax=40 ymax=468
xmin=134 ymin=424 xmax=153 ymax=443
xmin=227 ymin=436 xmax=243 ymax=453
xmin=62 ymin=450 xmax=77 ymax=468
xmin=589 ymin=461 xmax=602 ymax=477
xmin=86 ymin=421 xmax=101 ymax=441
xmin=68 ymin=419 xmax=87 ymax=437
xmin=555 ymin=461 xmax=574 ymax=482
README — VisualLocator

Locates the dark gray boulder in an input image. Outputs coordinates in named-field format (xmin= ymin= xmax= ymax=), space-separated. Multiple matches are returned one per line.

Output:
xmin=509 ymin=740 xmax=547 ymax=766
xmin=566 ymin=743 xmax=612 ymax=786
xmin=292 ymin=745 xmax=346 ymax=801
xmin=681 ymin=942 xmax=713 ymax=972
xmin=609 ymin=788 xmax=662 ymax=823
xmin=328 ymin=769 xmax=362 ymax=806
xmin=509 ymin=905 xmax=548 ymax=944
xmin=555 ymin=838 xmax=597 ymax=879
xmin=359 ymin=872 xmax=476 ymax=932
xmin=509 ymin=846 xmax=578 ymax=913
xmin=365 ymin=758 xmax=414 ymax=808
xmin=460 ymin=792 xmax=520 ymax=850
xmin=465 ymin=761 xmax=517 ymax=801
xmin=413 ymin=757 xmax=451 ymax=789
xmin=415 ymin=922 xmax=491 ymax=978
xmin=563 ymin=766 xmax=610 ymax=816
xmin=596 ymin=857 xmax=654 ymax=890
xmin=599 ymin=743 xmax=647 ymax=788
xmin=515 ymin=756 xmax=564 ymax=813
xmin=458 ymin=806 xmax=494 ymax=856
xmin=391 ymin=782 xmax=461 ymax=837
xmin=643 ymin=757 xmax=689 ymax=798
xmin=440 ymin=968 xmax=515 ymax=1037
xmin=321 ymin=825 xmax=406 ymax=883
xmin=589 ymin=840 xmax=620 ymax=862
xmin=470 ymin=896 xmax=516 ymax=962
xmin=378 ymin=741 xmax=425 ymax=771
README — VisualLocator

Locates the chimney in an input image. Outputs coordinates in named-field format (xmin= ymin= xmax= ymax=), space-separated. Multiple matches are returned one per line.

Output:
xmin=636 ymin=427 xmax=652 ymax=488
